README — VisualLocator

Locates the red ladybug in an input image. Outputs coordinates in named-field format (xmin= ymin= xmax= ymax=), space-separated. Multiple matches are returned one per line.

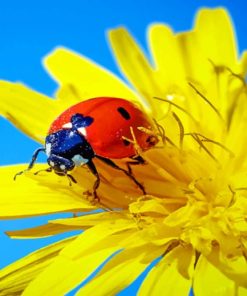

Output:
xmin=15 ymin=97 xmax=158 ymax=198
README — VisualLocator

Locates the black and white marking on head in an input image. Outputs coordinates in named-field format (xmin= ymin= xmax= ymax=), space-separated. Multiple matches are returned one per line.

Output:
xmin=72 ymin=154 xmax=89 ymax=166
xmin=117 ymin=107 xmax=131 ymax=120
xmin=46 ymin=143 xmax=52 ymax=156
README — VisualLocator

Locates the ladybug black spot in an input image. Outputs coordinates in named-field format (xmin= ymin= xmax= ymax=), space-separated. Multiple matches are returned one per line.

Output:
xmin=146 ymin=135 xmax=158 ymax=147
xmin=122 ymin=139 xmax=131 ymax=146
xmin=117 ymin=107 xmax=131 ymax=120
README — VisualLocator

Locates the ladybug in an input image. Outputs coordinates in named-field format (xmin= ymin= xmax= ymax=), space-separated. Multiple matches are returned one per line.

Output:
xmin=15 ymin=97 xmax=158 ymax=199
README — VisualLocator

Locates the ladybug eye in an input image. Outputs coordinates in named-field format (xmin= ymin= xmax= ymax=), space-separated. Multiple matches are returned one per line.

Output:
xmin=117 ymin=107 xmax=131 ymax=120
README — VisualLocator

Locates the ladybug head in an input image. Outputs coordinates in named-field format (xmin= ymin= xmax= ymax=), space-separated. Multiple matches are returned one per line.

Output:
xmin=47 ymin=154 xmax=75 ymax=175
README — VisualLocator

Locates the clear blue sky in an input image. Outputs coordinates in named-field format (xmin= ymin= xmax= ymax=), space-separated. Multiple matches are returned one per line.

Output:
xmin=0 ymin=0 xmax=246 ymax=294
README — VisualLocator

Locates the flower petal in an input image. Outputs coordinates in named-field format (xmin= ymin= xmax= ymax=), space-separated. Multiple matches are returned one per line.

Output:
xmin=129 ymin=197 xmax=169 ymax=216
xmin=148 ymin=24 xmax=186 ymax=87
xmin=7 ymin=212 xmax=135 ymax=239
xmin=77 ymin=245 xmax=164 ymax=296
xmin=6 ymin=223 xmax=82 ymax=239
xmin=0 ymin=237 xmax=74 ymax=295
xmin=0 ymin=81 xmax=59 ymax=142
xmin=23 ymin=246 xmax=119 ymax=296
xmin=52 ymin=211 xmax=132 ymax=227
xmin=22 ymin=222 xmax=136 ymax=295
xmin=176 ymin=31 xmax=213 ymax=88
xmin=206 ymin=246 xmax=247 ymax=288
xmin=193 ymin=256 xmax=246 ymax=296
xmin=138 ymin=245 xmax=192 ymax=296
xmin=0 ymin=164 xmax=94 ymax=218
xmin=240 ymin=50 xmax=247 ymax=75
xmin=108 ymin=27 xmax=165 ymax=116
xmin=44 ymin=47 xmax=138 ymax=102
xmin=194 ymin=8 xmax=238 ymax=69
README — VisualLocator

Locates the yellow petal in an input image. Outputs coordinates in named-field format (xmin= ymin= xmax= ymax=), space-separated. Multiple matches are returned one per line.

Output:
xmin=108 ymin=28 xmax=165 ymax=116
xmin=240 ymin=50 xmax=247 ymax=75
xmin=176 ymin=32 xmax=211 ymax=84
xmin=0 ymin=237 xmax=74 ymax=295
xmin=238 ymin=286 xmax=247 ymax=296
xmin=44 ymin=47 xmax=138 ymax=102
xmin=22 ymin=222 xmax=135 ymax=295
xmin=176 ymin=29 xmax=231 ymax=136
xmin=52 ymin=211 xmax=132 ymax=227
xmin=148 ymin=25 xmax=193 ymax=130
xmin=11 ymin=211 xmax=134 ymax=240
xmin=6 ymin=223 xmax=82 ymax=239
xmin=138 ymin=246 xmax=192 ymax=296
xmin=61 ymin=221 xmax=136 ymax=258
xmin=0 ymin=164 xmax=94 ymax=218
xmin=77 ymin=245 xmax=164 ymax=296
xmin=148 ymin=24 xmax=211 ymax=97
xmin=129 ymin=197 xmax=169 ymax=215
xmin=23 ymin=246 xmax=119 ymax=296
xmin=194 ymin=8 xmax=238 ymax=69
xmin=0 ymin=81 xmax=59 ymax=143
xmin=39 ymin=214 xmax=144 ymax=253
xmin=148 ymin=24 xmax=186 ymax=87
xmin=193 ymin=256 xmax=245 ymax=296
xmin=225 ymin=90 xmax=247 ymax=171
xmin=206 ymin=247 xmax=247 ymax=288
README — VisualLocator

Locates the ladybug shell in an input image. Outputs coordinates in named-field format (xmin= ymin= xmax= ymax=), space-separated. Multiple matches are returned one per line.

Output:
xmin=48 ymin=97 xmax=157 ymax=159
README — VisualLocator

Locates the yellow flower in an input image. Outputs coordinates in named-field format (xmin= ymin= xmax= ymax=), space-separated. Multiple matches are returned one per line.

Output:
xmin=0 ymin=7 xmax=247 ymax=296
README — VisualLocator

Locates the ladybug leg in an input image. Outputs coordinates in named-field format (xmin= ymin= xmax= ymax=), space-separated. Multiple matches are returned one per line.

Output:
xmin=126 ymin=155 xmax=146 ymax=174
xmin=86 ymin=160 xmax=100 ymax=201
xmin=95 ymin=155 xmax=146 ymax=195
xmin=66 ymin=174 xmax=77 ymax=186
xmin=85 ymin=161 xmax=113 ymax=212
xmin=14 ymin=148 xmax=46 ymax=180
xmin=56 ymin=172 xmax=78 ymax=186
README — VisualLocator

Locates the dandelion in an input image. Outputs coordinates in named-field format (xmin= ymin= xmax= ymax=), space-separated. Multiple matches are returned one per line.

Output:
xmin=0 ymin=8 xmax=247 ymax=296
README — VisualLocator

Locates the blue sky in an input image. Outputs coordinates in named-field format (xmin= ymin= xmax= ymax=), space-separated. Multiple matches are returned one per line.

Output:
xmin=0 ymin=0 xmax=246 ymax=294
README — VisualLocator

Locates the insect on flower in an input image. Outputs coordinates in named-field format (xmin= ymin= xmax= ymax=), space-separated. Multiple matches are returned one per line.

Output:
xmin=14 ymin=97 xmax=159 ymax=199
